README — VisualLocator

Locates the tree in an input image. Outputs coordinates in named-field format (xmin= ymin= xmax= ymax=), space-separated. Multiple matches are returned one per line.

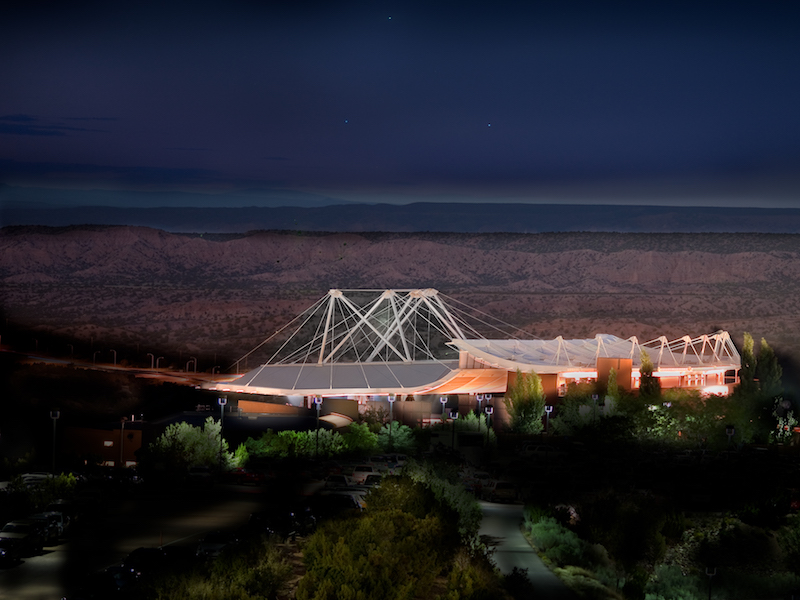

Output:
xmin=755 ymin=337 xmax=783 ymax=399
xmin=638 ymin=349 xmax=661 ymax=400
xmin=504 ymin=369 xmax=547 ymax=434
xmin=738 ymin=332 xmax=758 ymax=396
xmin=148 ymin=417 xmax=239 ymax=472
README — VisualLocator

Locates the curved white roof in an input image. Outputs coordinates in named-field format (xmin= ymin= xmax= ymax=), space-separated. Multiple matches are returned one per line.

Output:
xmin=449 ymin=331 xmax=740 ymax=374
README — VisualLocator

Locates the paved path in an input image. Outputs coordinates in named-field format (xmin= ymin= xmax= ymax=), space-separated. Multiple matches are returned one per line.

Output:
xmin=478 ymin=501 xmax=577 ymax=600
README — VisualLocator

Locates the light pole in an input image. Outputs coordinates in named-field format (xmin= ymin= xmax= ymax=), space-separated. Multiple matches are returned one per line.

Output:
xmin=110 ymin=349 xmax=117 ymax=366
xmin=314 ymin=396 xmax=323 ymax=457
xmin=485 ymin=404 xmax=494 ymax=446
xmin=545 ymin=404 xmax=553 ymax=433
xmin=218 ymin=396 xmax=228 ymax=471
xmin=388 ymin=394 xmax=396 ymax=450
xmin=476 ymin=394 xmax=483 ymax=430
xmin=450 ymin=409 xmax=459 ymax=447
xmin=186 ymin=357 xmax=196 ymax=372
xmin=439 ymin=396 xmax=448 ymax=421
xmin=156 ymin=356 xmax=164 ymax=369
xmin=93 ymin=350 xmax=101 ymax=364
xmin=726 ymin=424 xmax=735 ymax=448
xmin=119 ymin=417 xmax=128 ymax=467
xmin=147 ymin=353 xmax=154 ymax=369
xmin=50 ymin=410 xmax=60 ymax=473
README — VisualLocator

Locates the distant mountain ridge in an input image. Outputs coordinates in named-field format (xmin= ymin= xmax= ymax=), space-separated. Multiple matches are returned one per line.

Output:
xmin=3 ymin=202 xmax=800 ymax=233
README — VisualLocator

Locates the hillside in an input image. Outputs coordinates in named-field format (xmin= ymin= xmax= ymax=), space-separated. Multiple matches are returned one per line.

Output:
xmin=2 ymin=226 xmax=800 ymax=386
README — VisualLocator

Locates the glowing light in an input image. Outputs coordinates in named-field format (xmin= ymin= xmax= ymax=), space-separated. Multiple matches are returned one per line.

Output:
xmin=560 ymin=371 xmax=597 ymax=379
xmin=702 ymin=385 xmax=730 ymax=396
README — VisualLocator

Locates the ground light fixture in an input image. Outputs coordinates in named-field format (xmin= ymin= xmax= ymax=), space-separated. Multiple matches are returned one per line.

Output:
xmin=484 ymin=404 xmax=494 ymax=446
xmin=545 ymin=404 xmax=553 ymax=433
xmin=314 ymin=396 xmax=323 ymax=456
xmin=388 ymin=394 xmax=396 ymax=449
xmin=218 ymin=396 xmax=228 ymax=470
xmin=449 ymin=409 xmax=459 ymax=447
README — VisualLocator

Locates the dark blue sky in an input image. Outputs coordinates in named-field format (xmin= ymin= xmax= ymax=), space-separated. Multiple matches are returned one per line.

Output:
xmin=2 ymin=1 xmax=800 ymax=208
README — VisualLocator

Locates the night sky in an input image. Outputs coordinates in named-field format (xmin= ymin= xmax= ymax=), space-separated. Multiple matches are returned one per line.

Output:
xmin=2 ymin=1 xmax=800 ymax=208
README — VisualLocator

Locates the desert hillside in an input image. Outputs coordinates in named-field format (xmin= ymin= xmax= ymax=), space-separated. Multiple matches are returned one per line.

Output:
xmin=2 ymin=226 xmax=800 ymax=383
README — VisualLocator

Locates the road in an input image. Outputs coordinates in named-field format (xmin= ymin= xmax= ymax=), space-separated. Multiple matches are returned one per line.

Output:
xmin=479 ymin=500 xmax=577 ymax=600
xmin=0 ymin=483 xmax=266 ymax=600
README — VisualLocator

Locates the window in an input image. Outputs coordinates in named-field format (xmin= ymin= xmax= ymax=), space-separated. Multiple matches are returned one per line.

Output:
xmin=103 ymin=440 xmax=114 ymax=447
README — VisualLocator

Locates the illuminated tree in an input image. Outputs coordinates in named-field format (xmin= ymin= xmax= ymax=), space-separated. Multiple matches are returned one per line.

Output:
xmin=738 ymin=332 xmax=757 ymax=395
xmin=638 ymin=349 xmax=661 ymax=400
xmin=149 ymin=417 xmax=239 ymax=472
xmin=504 ymin=369 xmax=546 ymax=434
xmin=755 ymin=337 xmax=783 ymax=399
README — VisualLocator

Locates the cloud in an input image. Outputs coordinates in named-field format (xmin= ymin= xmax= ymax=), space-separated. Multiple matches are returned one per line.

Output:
xmin=0 ymin=114 xmax=106 ymax=136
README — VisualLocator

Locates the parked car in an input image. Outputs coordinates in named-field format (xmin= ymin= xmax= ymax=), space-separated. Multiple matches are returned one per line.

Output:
xmin=195 ymin=530 xmax=239 ymax=558
xmin=225 ymin=468 xmax=267 ymax=485
xmin=27 ymin=513 xmax=61 ymax=545
xmin=0 ymin=537 xmax=23 ymax=565
xmin=0 ymin=520 xmax=45 ymax=556
xmin=519 ymin=444 xmax=568 ymax=460
xmin=324 ymin=474 xmax=353 ymax=488
xmin=348 ymin=465 xmax=376 ymax=485
xmin=482 ymin=480 xmax=519 ymax=503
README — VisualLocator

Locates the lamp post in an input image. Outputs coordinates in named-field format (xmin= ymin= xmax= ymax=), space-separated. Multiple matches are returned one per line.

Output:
xmin=218 ymin=396 xmax=227 ymax=470
xmin=93 ymin=350 xmax=101 ymax=365
xmin=725 ymin=425 xmax=735 ymax=448
xmin=545 ymin=404 xmax=553 ymax=433
xmin=119 ymin=417 xmax=128 ymax=467
xmin=147 ymin=353 xmax=154 ymax=369
xmin=50 ymin=410 xmax=60 ymax=473
xmin=110 ymin=349 xmax=116 ymax=366
xmin=450 ymin=409 xmax=459 ymax=447
xmin=439 ymin=396 xmax=448 ymax=421
xmin=314 ymin=396 xmax=323 ymax=456
xmin=156 ymin=356 xmax=164 ymax=369
xmin=388 ymin=394 xmax=396 ymax=450
xmin=186 ymin=357 xmax=196 ymax=373
xmin=485 ymin=404 xmax=494 ymax=446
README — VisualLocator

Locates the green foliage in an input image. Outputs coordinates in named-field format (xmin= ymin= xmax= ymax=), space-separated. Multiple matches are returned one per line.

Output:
xmin=769 ymin=398 xmax=798 ymax=444
xmin=7 ymin=472 xmax=78 ymax=511
xmin=606 ymin=367 xmax=620 ymax=402
xmin=148 ymin=417 xmax=236 ymax=472
xmin=376 ymin=421 xmax=417 ymax=454
xmin=232 ymin=443 xmax=249 ymax=467
xmin=150 ymin=536 xmax=292 ymax=600
xmin=525 ymin=517 xmax=594 ymax=568
xmin=755 ymin=337 xmax=783 ymax=399
xmin=779 ymin=516 xmax=800 ymax=575
xmin=644 ymin=565 xmax=705 ymax=600
xmin=402 ymin=461 xmax=483 ymax=541
xmin=504 ymin=369 xmax=546 ymax=434
xmin=550 ymin=382 xmax=595 ymax=436
xmin=341 ymin=422 xmax=379 ymax=455
xmin=297 ymin=474 xmax=468 ymax=600
xmin=639 ymin=350 xmax=661 ymax=400
xmin=244 ymin=428 xmax=345 ymax=459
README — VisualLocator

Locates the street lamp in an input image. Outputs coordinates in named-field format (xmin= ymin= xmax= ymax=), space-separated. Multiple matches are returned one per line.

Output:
xmin=387 ymin=394 xmax=396 ymax=450
xmin=156 ymin=356 xmax=164 ymax=369
xmin=450 ymin=409 xmax=459 ymax=447
xmin=93 ymin=350 xmax=101 ymax=364
xmin=218 ymin=396 xmax=228 ymax=470
xmin=484 ymin=404 xmax=494 ymax=446
xmin=545 ymin=404 xmax=553 ymax=433
xmin=110 ymin=349 xmax=117 ymax=366
xmin=119 ymin=417 xmax=128 ymax=467
xmin=50 ymin=410 xmax=60 ymax=473
xmin=725 ymin=424 xmax=735 ymax=448
xmin=314 ymin=396 xmax=323 ymax=456
xmin=439 ymin=396 xmax=448 ymax=421
xmin=186 ymin=357 xmax=197 ymax=372
xmin=147 ymin=353 xmax=154 ymax=369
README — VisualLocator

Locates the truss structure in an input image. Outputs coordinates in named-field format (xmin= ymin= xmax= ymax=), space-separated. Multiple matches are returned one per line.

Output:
xmin=450 ymin=331 xmax=741 ymax=374
xmin=256 ymin=289 xmax=493 ymax=366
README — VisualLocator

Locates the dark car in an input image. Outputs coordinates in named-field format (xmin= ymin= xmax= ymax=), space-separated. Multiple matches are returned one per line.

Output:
xmin=27 ymin=513 xmax=61 ymax=545
xmin=0 ymin=520 xmax=45 ymax=556
xmin=0 ymin=537 xmax=23 ymax=565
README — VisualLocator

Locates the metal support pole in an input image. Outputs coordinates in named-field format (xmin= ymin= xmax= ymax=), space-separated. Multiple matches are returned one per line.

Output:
xmin=50 ymin=410 xmax=60 ymax=473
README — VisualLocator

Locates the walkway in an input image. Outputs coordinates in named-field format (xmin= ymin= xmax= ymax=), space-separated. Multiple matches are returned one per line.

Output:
xmin=478 ymin=501 xmax=577 ymax=600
